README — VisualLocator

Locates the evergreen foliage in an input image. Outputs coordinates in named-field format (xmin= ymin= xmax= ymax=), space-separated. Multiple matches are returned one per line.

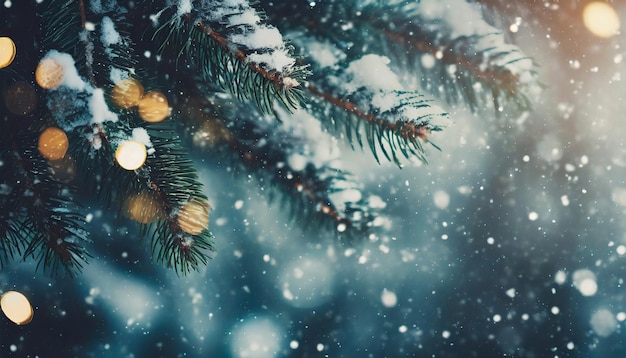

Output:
xmin=0 ymin=0 xmax=540 ymax=276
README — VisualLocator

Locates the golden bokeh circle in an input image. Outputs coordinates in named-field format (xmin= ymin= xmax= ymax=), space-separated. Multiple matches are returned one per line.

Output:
xmin=38 ymin=127 xmax=69 ymax=160
xmin=583 ymin=2 xmax=620 ymax=38
xmin=0 ymin=37 xmax=16 ymax=69
xmin=126 ymin=192 xmax=163 ymax=224
xmin=138 ymin=91 xmax=169 ymax=123
xmin=35 ymin=58 xmax=64 ymax=90
xmin=115 ymin=140 xmax=147 ymax=170
xmin=1 ymin=291 xmax=33 ymax=325
xmin=177 ymin=199 xmax=211 ymax=235
xmin=111 ymin=78 xmax=144 ymax=109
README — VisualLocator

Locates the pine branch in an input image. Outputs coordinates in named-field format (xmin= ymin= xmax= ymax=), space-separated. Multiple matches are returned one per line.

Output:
xmin=260 ymin=0 xmax=539 ymax=113
xmin=288 ymin=35 xmax=447 ymax=165
xmin=306 ymin=84 xmax=445 ymax=165
xmin=147 ymin=0 xmax=309 ymax=113
xmin=0 ymin=119 xmax=91 ymax=277
xmin=1 ymin=0 xmax=543 ymax=278
xmin=360 ymin=1 xmax=538 ymax=111
xmin=177 ymin=92 xmax=384 ymax=240
xmin=9 ymin=0 xmax=213 ymax=273
xmin=41 ymin=0 xmax=136 ymax=88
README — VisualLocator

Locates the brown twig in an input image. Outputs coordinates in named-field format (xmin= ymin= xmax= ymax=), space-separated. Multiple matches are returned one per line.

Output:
xmin=307 ymin=84 xmax=430 ymax=141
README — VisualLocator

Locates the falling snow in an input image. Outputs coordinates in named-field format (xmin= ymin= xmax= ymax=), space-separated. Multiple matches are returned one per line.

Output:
xmin=4 ymin=1 xmax=626 ymax=357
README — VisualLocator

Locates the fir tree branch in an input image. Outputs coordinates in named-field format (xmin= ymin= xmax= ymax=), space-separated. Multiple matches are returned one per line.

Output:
xmin=147 ymin=1 xmax=309 ymax=113
xmin=181 ymin=93 xmax=384 ymax=240
xmin=0 ymin=119 xmax=91 ymax=277
xmin=36 ymin=1 xmax=215 ymax=274
xmin=260 ymin=0 xmax=539 ymax=113
xmin=360 ymin=1 xmax=537 ymax=111
xmin=41 ymin=0 xmax=137 ymax=88
xmin=306 ymin=84 xmax=443 ymax=165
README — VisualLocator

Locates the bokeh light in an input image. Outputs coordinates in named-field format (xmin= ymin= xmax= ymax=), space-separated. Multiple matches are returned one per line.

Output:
xmin=35 ymin=58 xmax=64 ymax=89
xmin=115 ymin=140 xmax=147 ymax=170
xmin=582 ymin=2 xmax=620 ymax=38
xmin=38 ymin=127 xmax=69 ymax=160
xmin=0 ymin=37 xmax=16 ymax=69
xmin=1 ymin=291 xmax=33 ymax=325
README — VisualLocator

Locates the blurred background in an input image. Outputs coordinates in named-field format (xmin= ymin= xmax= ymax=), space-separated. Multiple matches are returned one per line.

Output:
xmin=3 ymin=1 xmax=626 ymax=357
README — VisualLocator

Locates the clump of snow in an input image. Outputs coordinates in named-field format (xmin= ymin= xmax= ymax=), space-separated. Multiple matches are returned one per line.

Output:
xmin=277 ymin=107 xmax=341 ymax=170
xmin=42 ymin=51 xmax=119 ymax=142
xmin=44 ymin=50 xmax=87 ymax=91
xmin=177 ymin=0 xmax=192 ymax=16
xmin=109 ymin=67 xmax=130 ymax=84
xmin=344 ymin=55 xmax=402 ymax=93
xmin=131 ymin=128 xmax=155 ymax=155
xmin=287 ymin=153 xmax=308 ymax=172
xmin=89 ymin=88 xmax=119 ymax=125
xmin=294 ymin=35 xmax=346 ymax=68
xmin=100 ymin=16 xmax=121 ymax=46
xmin=194 ymin=1 xmax=297 ymax=73
xmin=367 ymin=195 xmax=387 ymax=209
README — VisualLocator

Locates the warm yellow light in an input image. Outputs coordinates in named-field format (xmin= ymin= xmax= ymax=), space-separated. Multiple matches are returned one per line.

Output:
xmin=1 ymin=291 xmax=33 ymax=325
xmin=36 ymin=58 xmax=64 ymax=89
xmin=138 ymin=91 xmax=170 ymax=123
xmin=126 ymin=192 xmax=163 ymax=224
xmin=38 ymin=127 xmax=69 ymax=160
xmin=115 ymin=140 xmax=147 ymax=170
xmin=0 ymin=37 xmax=16 ymax=69
xmin=177 ymin=199 xmax=211 ymax=235
xmin=583 ymin=2 xmax=620 ymax=38
xmin=111 ymin=78 xmax=144 ymax=109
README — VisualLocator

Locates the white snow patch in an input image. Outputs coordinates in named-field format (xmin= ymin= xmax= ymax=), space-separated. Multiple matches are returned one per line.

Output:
xmin=131 ymin=128 xmax=153 ymax=151
xmin=304 ymin=40 xmax=345 ymax=68
xmin=367 ymin=195 xmax=387 ymax=209
xmin=100 ymin=16 xmax=121 ymax=46
xmin=287 ymin=153 xmax=308 ymax=171
xmin=44 ymin=50 xmax=87 ymax=91
xmin=177 ymin=0 xmax=192 ymax=15
xmin=344 ymin=55 xmax=402 ymax=93
xmin=89 ymin=88 xmax=118 ymax=124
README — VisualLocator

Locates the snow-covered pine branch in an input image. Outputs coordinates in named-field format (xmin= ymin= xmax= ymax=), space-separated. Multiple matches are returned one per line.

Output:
xmin=260 ymin=0 xmax=539 ymax=114
xmin=358 ymin=0 xmax=539 ymax=111
xmin=154 ymin=0 xmax=309 ymax=112
xmin=199 ymin=94 xmax=387 ymax=239
xmin=291 ymin=34 xmax=448 ymax=165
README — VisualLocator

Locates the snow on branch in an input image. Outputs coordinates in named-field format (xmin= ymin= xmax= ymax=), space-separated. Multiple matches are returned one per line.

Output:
xmin=160 ymin=0 xmax=307 ymax=109
xmin=295 ymin=42 xmax=447 ymax=165
xmin=359 ymin=0 xmax=538 ymax=110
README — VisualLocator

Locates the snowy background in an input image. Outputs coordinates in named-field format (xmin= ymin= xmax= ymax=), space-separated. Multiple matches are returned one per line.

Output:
xmin=4 ymin=1 xmax=626 ymax=357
